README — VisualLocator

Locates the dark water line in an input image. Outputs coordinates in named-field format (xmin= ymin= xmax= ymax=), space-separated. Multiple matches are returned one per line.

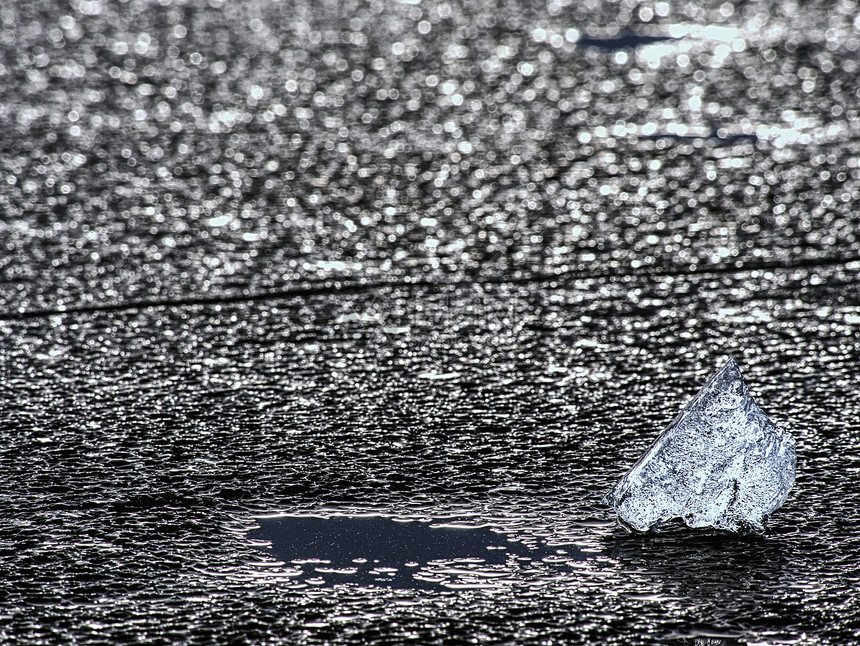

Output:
xmin=575 ymin=34 xmax=678 ymax=49
xmin=3 ymin=254 xmax=859 ymax=322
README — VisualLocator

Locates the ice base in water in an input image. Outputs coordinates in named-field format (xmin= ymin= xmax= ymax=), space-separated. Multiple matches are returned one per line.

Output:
xmin=603 ymin=358 xmax=796 ymax=534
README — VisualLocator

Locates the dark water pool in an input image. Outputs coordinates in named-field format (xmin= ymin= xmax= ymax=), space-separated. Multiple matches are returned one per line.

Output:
xmin=248 ymin=515 xmax=583 ymax=590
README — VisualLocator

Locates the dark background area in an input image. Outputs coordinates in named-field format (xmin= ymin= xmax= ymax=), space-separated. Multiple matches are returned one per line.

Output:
xmin=1 ymin=0 xmax=859 ymax=643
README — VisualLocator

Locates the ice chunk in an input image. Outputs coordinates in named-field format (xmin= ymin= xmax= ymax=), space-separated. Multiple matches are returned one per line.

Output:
xmin=603 ymin=358 xmax=796 ymax=534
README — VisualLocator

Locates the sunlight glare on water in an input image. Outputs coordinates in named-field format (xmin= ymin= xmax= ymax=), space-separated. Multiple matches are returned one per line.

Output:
xmin=1 ymin=0 xmax=860 ymax=643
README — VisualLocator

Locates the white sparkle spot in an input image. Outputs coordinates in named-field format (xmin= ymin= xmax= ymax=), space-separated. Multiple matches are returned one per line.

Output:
xmin=564 ymin=28 xmax=580 ymax=43
xmin=207 ymin=215 xmax=232 ymax=227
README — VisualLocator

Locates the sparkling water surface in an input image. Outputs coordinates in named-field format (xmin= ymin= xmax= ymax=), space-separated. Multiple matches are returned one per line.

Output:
xmin=2 ymin=0 xmax=860 ymax=644
xmin=4 ymin=275 xmax=860 ymax=644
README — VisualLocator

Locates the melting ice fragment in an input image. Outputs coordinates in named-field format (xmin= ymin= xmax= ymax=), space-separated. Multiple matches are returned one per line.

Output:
xmin=603 ymin=358 xmax=796 ymax=534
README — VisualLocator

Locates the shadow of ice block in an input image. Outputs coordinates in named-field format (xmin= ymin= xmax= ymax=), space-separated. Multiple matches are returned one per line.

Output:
xmin=603 ymin=358 xmax=796 ymax=534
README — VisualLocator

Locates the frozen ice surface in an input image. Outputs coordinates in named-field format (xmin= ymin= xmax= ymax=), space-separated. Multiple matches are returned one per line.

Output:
xmin=603 ymin=358 xmax=796 ymax=534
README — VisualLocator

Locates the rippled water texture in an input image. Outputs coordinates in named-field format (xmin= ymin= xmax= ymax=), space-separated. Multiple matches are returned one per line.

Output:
xmin=2 ymin=0 xmax=860 ymax=644
xmin=4 ymin=275 xmax=860 ymax=643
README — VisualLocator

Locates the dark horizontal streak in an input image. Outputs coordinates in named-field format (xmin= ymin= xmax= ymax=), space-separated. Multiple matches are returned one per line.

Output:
xmin=3 ymin=256 xmax=859 ymax=322
xmin=575 ymin=34 xmax=677 ymax=50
